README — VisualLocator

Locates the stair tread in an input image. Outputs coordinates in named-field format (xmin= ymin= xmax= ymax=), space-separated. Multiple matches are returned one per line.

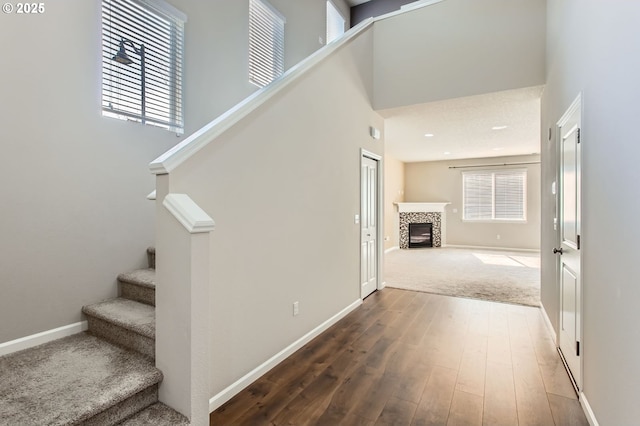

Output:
xmin=83 ymin=298 xmax=155 ymax=339
xmin=118 ymin=268 xmax=155 ymax=289
xmin=0 ymin=332 xmax=162 ymax=425
xmin=121 ymin=402 xmax=189 ymax=425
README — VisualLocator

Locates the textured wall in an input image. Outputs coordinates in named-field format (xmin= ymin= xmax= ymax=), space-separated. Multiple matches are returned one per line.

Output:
xmin=542 ymin=1 xmax=640 ymax=423
xmin=383 ymin=154 xmax=405 ymax=249
xmin=373 ymin=0 xmax=546 ymax=110
xmin=163 ymin=27 xmax=383 ymax=399
xmin=0 ymin=0 xmax=350 ymax=344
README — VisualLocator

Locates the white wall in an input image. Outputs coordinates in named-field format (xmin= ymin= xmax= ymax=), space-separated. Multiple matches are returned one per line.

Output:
xmin=0 ymin=0 xmax=349 ymax=344
xmin=542 ymin=2 xmax=640 ymax=424
xmin=383 ymin=154 xmax=405 ymax=250
xmin=161 ymin=27 xmax=382 ymax=398
xmin=372 ymin=0 xmax=546 ymax=110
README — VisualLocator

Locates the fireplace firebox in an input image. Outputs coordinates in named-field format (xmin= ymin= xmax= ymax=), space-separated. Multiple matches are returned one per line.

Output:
xmin=408 ymin=223 xmax=433 ymax=248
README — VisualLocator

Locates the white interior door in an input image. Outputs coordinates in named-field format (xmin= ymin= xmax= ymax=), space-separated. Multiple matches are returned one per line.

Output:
xmin=556 ymin=95 xmax=582 ymax=390
xmin=361 ymin=155 xmax=378 ymax=299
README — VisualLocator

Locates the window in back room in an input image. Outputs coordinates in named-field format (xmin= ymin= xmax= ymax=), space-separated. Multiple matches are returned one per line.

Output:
xmin=462 ymin=169 xmax=527 ymax=222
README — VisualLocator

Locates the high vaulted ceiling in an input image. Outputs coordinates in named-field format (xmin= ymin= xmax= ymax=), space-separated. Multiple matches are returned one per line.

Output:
xmin=379 ymin=86 xmax=543 ymax=163
xmin=346 ymin=0 xmax=372 ymax=6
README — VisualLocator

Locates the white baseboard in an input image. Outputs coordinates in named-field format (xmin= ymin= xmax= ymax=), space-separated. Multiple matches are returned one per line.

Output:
xmin=0 ymin=321 xmax=88 ymax=357
xmin=209 ymin=298 xmax=363 ymax=412
xmin=384 ymin=246 xmax=399 ymax=254
xmin=444 ymin=244 xmax=540 ymax=253
xmin=580 ymin=392 xmax=599 ymax=426
xmin=539 ymin=301 xmax=557 ymax=342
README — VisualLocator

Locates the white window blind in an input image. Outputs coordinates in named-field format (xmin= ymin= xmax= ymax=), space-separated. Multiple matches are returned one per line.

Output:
xmin=494 ymin=172 xmax=525 ymax=219
xmin=463 ymin=170 xmax=527 ymax=221
xmin=326 ymin=1 xmax=345 ymax=44
xmin=102 ymin=0 xmax=185 ymax=134
xmin=249 ymin=0 xmax=285 ymax=88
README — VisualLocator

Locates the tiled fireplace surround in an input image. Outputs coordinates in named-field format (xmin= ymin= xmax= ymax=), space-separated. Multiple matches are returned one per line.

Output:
xmin=396 ymin=203 xmax=449 ymax=249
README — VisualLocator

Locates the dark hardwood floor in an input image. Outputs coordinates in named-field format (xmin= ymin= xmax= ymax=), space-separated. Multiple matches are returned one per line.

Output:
xmin=210 ymin=288 xmax=589 ymax=425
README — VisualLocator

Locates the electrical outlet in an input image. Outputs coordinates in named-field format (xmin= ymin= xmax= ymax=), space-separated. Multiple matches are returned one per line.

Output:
xmin=293 ymin=301 xmax=299 ymax=316
xmin=497 ymin=234 xmax=501 ymax=240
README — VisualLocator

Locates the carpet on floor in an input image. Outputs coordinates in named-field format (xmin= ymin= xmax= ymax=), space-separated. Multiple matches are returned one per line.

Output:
xmin=384 ymin=247 xmax=540 ymax=307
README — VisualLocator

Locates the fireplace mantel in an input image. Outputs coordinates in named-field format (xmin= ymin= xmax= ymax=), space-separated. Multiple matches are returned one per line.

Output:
xmin=395 ymin=202 xmax=450 ymax=213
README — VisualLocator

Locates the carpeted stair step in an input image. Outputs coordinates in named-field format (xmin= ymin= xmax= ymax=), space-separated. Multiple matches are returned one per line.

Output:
xmin=0 ymin=333 xmax=162 ymax=426
xmin=119 ymin=268 xmax=156 ymax=306
xmin=82 ymin=297 xmax=155 ymax=359
xmin=120 ymin=402 xmax=190 ymax=425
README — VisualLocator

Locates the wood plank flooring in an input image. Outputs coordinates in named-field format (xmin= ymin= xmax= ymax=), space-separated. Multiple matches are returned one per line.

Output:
xmin=210 ymin=288 xmax=589 ymax=425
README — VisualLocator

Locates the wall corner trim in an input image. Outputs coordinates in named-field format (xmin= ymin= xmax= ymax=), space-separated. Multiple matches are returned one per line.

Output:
xmin=208 ymin=298 xmax=363 ymax=412
xmin=163 ymin=193 xmax=215 ymax=234
xmin=0 ymin=321 xmax=88 ymax=357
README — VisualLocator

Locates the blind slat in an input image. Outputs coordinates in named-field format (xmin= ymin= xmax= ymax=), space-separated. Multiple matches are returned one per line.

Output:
xmin=463 ymin=170 xmax=526 ymax=221
xmin=249 ymin=0 xmax=285 ymax=88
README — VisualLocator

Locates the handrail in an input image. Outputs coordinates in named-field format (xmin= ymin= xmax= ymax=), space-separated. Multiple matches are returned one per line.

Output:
xmin=148 ymin=0 xmax=445 ymax=175
xmin=149 ymin=18 xmax=373 ymax=175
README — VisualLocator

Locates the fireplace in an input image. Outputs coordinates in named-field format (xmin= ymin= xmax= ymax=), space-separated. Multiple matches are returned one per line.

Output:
xmin=395 ymin=202 xmax=450 ymax=249
xmin=409 ymin=223 xmax=433 ymax=248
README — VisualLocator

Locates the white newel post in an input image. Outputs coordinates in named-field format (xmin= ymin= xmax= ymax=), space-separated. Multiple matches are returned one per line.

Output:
xmin=155 ymin=175 xmax=213 ymax=426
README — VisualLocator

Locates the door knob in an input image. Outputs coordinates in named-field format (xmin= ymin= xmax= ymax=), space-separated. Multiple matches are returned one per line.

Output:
xmin=553 ymin=247 xmax=564 ymax=255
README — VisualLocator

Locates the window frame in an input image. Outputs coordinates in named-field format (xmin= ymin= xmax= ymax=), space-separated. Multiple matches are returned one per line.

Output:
xmin=462 ymin=169 xmax=528 ymax=223
xmin=101 ymin=0 xmax=186 ymax=134
xmin=326 ymin=0 xmax=346 ymax=44
xmin=249 ymin=0 xmax=286 ymax=88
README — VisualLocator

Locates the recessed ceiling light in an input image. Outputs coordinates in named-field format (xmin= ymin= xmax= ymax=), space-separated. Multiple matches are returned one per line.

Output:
xmin=443 ymin=151 xmax=451 ymax=155
xmin=424 ymin=133 xmax=434 ymax=137
xmin=493 ymin=147 xmax=504 ymax=151
xmin=492 ymin=125 xmax=508 ymax=130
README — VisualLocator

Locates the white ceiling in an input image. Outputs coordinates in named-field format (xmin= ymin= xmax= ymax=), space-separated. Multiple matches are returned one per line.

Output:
xmin=378 ymin=86 xmax=544 ymax=163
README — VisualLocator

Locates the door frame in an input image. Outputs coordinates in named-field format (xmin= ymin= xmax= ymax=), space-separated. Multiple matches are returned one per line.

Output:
xmin=360 ymin=149 xmax=384 ymax=298
xmin=555 ymin=93 xmax=583 ymax=392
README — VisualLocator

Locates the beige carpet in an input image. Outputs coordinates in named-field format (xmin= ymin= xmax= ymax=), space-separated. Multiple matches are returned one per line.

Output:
xmin=384 ymin=247 xmax=540 ymax=307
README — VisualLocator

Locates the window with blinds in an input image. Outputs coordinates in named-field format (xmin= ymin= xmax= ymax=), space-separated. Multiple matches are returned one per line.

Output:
xmin=101 ymin=0 xmax=186 ymax=134
xmin=463 ymin=170 xmax=527 ymax=221
xmin=326 ymin=1 xmax=345 ymax=44
xmin=249 ymin=0 xmax=285 ymax=88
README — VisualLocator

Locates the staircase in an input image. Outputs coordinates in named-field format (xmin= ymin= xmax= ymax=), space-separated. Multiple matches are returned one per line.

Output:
xmin=0 ymin=248 xmax=189 ymax=425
